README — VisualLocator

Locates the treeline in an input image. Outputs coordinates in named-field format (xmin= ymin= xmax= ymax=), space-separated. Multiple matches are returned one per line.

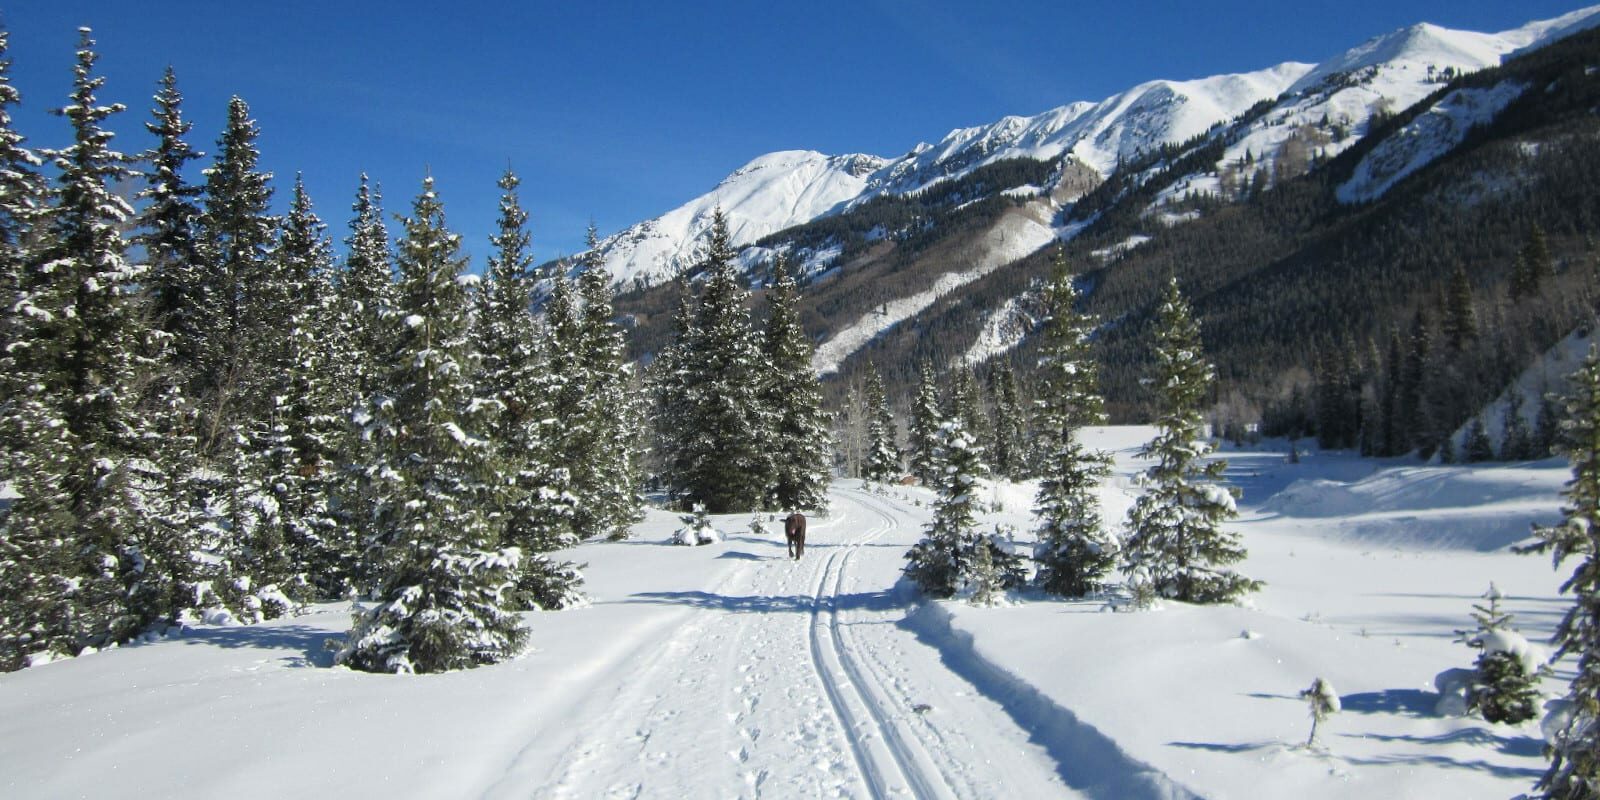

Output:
xmin=0 ymin=30 xmax=642 ymax=673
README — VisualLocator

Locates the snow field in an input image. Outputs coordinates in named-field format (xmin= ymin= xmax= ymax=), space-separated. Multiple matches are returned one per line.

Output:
xmin=0 ymin=427 xmax=1579 ymax=799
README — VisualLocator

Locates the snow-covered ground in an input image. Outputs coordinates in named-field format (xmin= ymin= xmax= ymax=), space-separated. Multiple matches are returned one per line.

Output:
xmin=0 ymin=428 xmax=1576 ymax=799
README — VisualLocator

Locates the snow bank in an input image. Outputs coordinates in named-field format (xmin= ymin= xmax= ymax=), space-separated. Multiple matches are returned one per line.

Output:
xmin=1337 ymin=81 xmax=1527 ymax=203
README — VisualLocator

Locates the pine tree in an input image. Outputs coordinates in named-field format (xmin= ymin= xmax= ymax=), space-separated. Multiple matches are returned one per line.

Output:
xmin=1032 ymin=254 xmax=1116 ymax=598
xmin=1524 ymin=344 xmax=1600 ymax=798
xmin=905 ymin=418 xmax=984 ymax=598
xmin=988 ymin=363 xmax=1026 ymax=480
xmin=472 ymin=169 xmax=582 ymax=609
xmin=655 ymin=209 xmax=770 ymax=512
xmin=134 ymin=67 xmax=206 ymax=381
xmin=907 ymin=361 xmax=942 ymax=485
xmin=862 ymin=363 xmax=901 ymax=483
xmin=339 ymin=177 xmax=525 ymax=674
xmin=0 ymin=24 xmax=47 ymax=312
xmin=761 ymin=254 xmax=830 ymax=511
xmin=1458 ymin=584 xmax=1542 ymax=725
xmin=1123 ymin=279 xmax=1257 ymax=604
xmin=575 ymin=224 xmax=644 ymax=539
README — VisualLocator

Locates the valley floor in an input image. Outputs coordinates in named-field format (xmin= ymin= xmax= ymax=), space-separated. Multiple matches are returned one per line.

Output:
xmin=0 ymin=427 xmax=1576 ymax=798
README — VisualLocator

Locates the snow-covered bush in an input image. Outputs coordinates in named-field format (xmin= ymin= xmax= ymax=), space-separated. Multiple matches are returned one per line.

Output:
xmin=672 ymin=505 xmax=720 ymax=546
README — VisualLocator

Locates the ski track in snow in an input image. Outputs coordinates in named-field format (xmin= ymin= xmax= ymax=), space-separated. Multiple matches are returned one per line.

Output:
xmin=517 ymin=487 xmax=1085 ymax=799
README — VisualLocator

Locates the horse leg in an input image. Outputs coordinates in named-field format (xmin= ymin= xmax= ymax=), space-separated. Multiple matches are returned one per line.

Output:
xmin=796 ymin=535 xmax=804 ymax=560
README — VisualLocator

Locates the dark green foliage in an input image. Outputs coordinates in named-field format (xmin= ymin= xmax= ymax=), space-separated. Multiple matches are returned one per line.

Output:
xmin=987 ymin=363 xmax=1026 ymax=480
xmin=1463 ymin=417 xmax=1494 ymax=463
xmin=574 ymin=224 xmax=645 ymax=539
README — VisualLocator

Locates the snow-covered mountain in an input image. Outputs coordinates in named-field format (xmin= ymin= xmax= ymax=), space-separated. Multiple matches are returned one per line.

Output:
xmin=583 ymin=6 xmax=1600 ymax=293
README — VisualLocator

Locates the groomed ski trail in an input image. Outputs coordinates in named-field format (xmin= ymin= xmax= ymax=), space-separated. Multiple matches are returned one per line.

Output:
xmin=525 ymin=484 xmax=1095 ymax=799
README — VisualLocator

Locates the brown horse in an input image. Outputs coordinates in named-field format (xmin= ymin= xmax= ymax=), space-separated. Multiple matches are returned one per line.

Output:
xmin=784 ymin=512 xmax=806 ymax=560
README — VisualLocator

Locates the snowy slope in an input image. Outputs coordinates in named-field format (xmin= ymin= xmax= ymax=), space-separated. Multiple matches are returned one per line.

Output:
xmin=0 ymin=429 xmax=1577 ymax=799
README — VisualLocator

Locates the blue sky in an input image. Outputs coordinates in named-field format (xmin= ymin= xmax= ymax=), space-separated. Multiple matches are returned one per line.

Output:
xmin=2 ymin=1 xmax=1588 ymax=263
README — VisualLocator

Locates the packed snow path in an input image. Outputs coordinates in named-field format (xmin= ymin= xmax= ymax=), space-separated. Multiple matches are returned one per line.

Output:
xmin=529 ymin=486 xmax=1084 ymax=799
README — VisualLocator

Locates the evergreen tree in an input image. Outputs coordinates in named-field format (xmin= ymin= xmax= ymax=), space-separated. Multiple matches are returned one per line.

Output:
xmin=1458 ymin=584 xmax=1542 ymax=724
xmin=1399 ymin=309 xmax=1433 ymax=455
xmin=946 ymin=367 xmax=989 ymax=471
xmin=907 ymin=360 xmax=942 ymax=485
xmin=861 ymin=363 xmax=901 ymax=483
xmin=1535 ymin=393 xmax=1563 ymax=459
xmin=134 ymin=66 xmax=205 ymax=380
xmin=471 ymin=169 xmax=581 ymax=609
xmin=39 ymin=29 xmax=190 ymax=651
xmin=338 ymin=174 xmax=397 ymax=399
xmin=988 ymin=363 xmax=1026 ymax=480
xmin=339 ymin=177 xmax=524 ymax=674
xmin=1032 ymin=255 xmax=1116 ymax=597
xmin=0 ymin=25 xmax=45 ymax=281
xmin=1123 ymin=279 xmax=1257 ymax=604
xmin=575 ymin=224 xmax=644 ymax=539
xmin=761 ymin=254 xmax=830 ymax=511
xmin=905 ymin=419 xmax=984 ymax=598
xmin=654 ymin=209 xmax=770 ymax=512
xmin=255 ymin=177 xmax=355 ymax=599
xmin=1502 ymin=393 xmax=1532 ymax=462
xmin=1442 ymin=265 xmax=1478 ymax=352
xmin=1381 ymin=327 xmax=1405 ymax=456
xmin=195 ymin=96 xmax=276 ymax=450
xmin=1463 ymin=417 xmax=1494 ymax=463
xmin=1525 ymin=344 xmax=1600 ymax=798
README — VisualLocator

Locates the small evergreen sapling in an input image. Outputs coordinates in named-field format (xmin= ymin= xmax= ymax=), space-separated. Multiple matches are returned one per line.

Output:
xmin=1457 ymin=583 xmax=1544 ymax=724
xmin=672 ymin=504 xmax=720 ymax=546
xmin=1300 ymin=677 xmax=1341 ymax=749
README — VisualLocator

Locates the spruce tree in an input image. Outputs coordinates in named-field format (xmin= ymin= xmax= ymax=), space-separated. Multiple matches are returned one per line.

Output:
xmin=0 ymin=24 xmax=46 ymax=308
xmin=1502 ymin=393 xmax=1532 ymax=462
xmin=907 ymin=361 xmax=942 ymax=485
xmin=1399 ymin=309 xmax=1433 ymax=455
xmin=761 ymin=254 xmax=830 ymax=511
xmin=134 ymin=67 xmax=205 ymax=380
xmin=988 ymin=363 xmax=1026 ymax=480
xmin=1032 ymin=255 xmax=1116 ymax=597
xmin=1123 ymin=279 xmax=1257 ymax=604
xmin=338 ymin=174 xmax=397 ymax=399
xmin=339 ymin=177 xmax=524 ymax=674
xmin=1463 ymin=417 xmax=1494 ymax=463
xmin=256 ymin=177 xmax=355 ymax=599
xmin=43 ymin=29 xmax=191 ymax=649
xmin=472 ymin=169 xmax=581 ymax=609
xmin=946 ymin=367 xmax=990 ymax=471
xmin=656 ymin=209 xmax=770 ymax=512
xmin=905 ymin=419 xmax=985 ymax=598
xmin=1458 ymin=584 xmax=1542 ymax=724
xmin=1442 ymin=265 xmax=1478 ymax=352
xmin=576 ymin=224 xmax=644 ymax=539
xmin=1525 ymin=344 xmax=1600 ymax=798
xmin=862 ymin=363 xmax=901 ymax=483
xmin=195 ymin=96 xmax=276 ymax=451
